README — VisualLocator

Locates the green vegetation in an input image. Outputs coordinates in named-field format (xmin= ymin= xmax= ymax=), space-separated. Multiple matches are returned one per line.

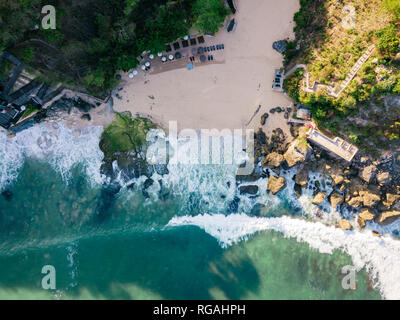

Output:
xmin=0 ymin=0 xmax=230 ymax=95
xmin=100 ymin=113 xmax=156 ymax=160
xmin=284 ymin=0 xmax=400 ymax=156
xmin=192 ymin=0 xmax=230 ymax=34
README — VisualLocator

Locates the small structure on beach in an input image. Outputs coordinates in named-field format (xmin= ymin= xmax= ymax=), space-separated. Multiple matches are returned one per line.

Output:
xmin=272 ymin=69 xmax=284 ymax=91
xmin=307 ymin=126 xmax=359 ymax=162
xmin=296 ymin=108 xmax=311 ymax=121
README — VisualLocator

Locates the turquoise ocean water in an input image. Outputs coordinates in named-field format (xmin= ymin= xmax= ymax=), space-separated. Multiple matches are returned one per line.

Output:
xmin=0 ymin=122 xmax=395 ymax=299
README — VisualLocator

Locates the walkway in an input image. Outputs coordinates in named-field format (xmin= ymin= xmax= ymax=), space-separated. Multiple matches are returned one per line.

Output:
xmin=283 ymin=45 xmax=375 ymax=98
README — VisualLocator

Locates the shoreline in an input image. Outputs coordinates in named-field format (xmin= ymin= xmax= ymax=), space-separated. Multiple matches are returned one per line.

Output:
xmin=112 ymin=0 xmax=299 ymax=143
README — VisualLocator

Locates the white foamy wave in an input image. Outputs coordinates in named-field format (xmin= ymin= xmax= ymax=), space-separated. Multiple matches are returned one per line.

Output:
xmin=0 ymin=122 xmax=105 ymax=190
xmin=167 ymin=213 xmax=400 ymax=300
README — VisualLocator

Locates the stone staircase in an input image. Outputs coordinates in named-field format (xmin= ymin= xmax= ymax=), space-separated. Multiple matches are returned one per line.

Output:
xmin=283 ymin=44 xmax=376 ymax=98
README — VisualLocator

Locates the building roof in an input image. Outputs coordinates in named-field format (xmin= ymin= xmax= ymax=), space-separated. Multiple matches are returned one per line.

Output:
xmin=307 ymin=128 xmax=358 ymax=162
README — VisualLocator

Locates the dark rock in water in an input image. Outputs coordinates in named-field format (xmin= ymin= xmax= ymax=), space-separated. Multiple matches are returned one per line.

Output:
xmin=239 ymin=185 xmax=259 ymax=195
xmin=260 ymin=113 xmax=269 ymax=125
xmin=236 ymin=169 xmax=261 ymax=184
xmin=158 ymin=180 xmax=170 ymax=201
xmin=142 ymin=190 xmax=150 ymax=199
xmin=227 ymin=196 xmax=240 ymax=213
xmin=270 ymin=108 xmax=276 ymax=114
xmin=220 ymin=194 xmax=226 ymax=199
xmin=273 ymin=40 xmax=287 ymax=54
xmin=227 ymin=181 xmax=231 ymax=188
xmin=143 ymin=178 xmax=154 ymax=190
xmin=126 ymin=182 xmax=135 ymax=190
xmin=250 ymin=203 xmax=267 ymax=216
xmin=294 ymin=183 xmax=302 ymax=198
xmin=95 ymin=183 xmax=121 ymax=222
xmin=1 ymin=190 xmax=12 ymax=201
xmin=81 ymin=113 xmax=91 ymax=121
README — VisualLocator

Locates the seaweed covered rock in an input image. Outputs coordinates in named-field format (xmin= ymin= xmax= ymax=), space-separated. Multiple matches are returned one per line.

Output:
xmin=99 ymin=113 xmax=159 ymax=181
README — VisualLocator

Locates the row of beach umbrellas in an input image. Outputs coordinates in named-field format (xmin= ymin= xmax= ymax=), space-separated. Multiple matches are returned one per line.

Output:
xmin=128 ymin=45 xmax=202 ymax=78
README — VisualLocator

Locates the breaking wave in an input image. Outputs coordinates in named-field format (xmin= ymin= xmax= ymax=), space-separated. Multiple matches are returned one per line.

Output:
xmin=167 ymin=213 xmax=400 ymax=300
xmin=0 ymin=122 xmax=105 ymax=191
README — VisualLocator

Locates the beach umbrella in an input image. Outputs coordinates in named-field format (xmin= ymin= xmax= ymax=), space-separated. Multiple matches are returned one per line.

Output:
xmin=200 ymin=55 xmax=206 ymax=62
xmin=128 ymin=73 xmax=134 ymax=78
xmin=183 ymin=35 xmax=189 ymax=40
xmin=145 ymin=61 xmax=151 ymax=67
xmin=141 ymin=65 xmax=146 ymax=70
xmin=157 ymin=52 xmax=163 ymax=57
xmin=133 ymin=70 xmax=138 ymax=75
xmin=149 ymin=54 xmax=154 ymax=60
xmin=168 ymin=54 xmax=174 ymax=60
xmin=161 ymin=56 xmax=167 ymax=62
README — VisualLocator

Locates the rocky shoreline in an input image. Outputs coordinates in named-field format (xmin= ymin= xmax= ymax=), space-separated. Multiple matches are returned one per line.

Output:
xmin=249 ymin=112 xmax=400 ymax=234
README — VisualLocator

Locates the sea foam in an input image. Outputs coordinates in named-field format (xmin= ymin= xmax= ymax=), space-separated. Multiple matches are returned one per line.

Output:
xmin=0 ymin=122 xmax=105 ymax=190
xmin=167 ymin=213 xmax=400 ymax=300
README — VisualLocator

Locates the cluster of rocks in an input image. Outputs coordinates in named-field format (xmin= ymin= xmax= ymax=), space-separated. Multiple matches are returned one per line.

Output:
xmin=248 ymin=117 xmax=400 ymax=233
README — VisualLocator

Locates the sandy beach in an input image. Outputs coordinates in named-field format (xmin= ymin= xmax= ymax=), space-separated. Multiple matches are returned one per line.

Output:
xmin=113 ymin=0 xmax=299 ymax=139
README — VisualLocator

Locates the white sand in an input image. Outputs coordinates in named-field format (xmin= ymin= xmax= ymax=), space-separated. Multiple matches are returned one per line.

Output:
xmin=113 ymin=0 xmax=299 ymax=139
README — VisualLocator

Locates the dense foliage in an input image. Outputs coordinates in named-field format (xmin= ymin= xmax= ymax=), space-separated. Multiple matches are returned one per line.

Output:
xmin=284 ymin=0 xmax=400 ymax=155
xmin=0 ymin=0 xmax=229 ymax=94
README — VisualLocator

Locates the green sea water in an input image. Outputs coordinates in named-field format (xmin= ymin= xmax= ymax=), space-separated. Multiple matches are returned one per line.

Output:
xmin=0 ymin=159 xmax=381 ymax=300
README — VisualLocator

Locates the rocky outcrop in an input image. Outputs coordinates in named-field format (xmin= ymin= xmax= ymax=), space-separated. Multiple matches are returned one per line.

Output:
xmin=329 ymin=191 xmax=343 ymax=209
xmin=283 ymin=139 xmax=311 ymax=167
xmin=312 ymin=192 xmax=326 ymax=205
xmin=338 ymin=219 xmax=352 ymax=231
xmin=347 ymin=190 xmax=381 ymax=208
xmin=359 ymin=190 xmax=381 ymax=207
xmin=261 ymin=152 xmax=284 ymax=168
xmin=383 ymin=193 xmax=400 ymax=209
xmin=359 ymin=208 xmax=375 ymax=221
xmin=239 ymin=185 xmax=259 ymax=195
xmin=376 ymin=172 xmax=391 ymax=185
xmin=267 ymin=176 xmax=286 ymax=195
xmin=376 ymin=211 xmax=400 ymax=225
xmin=294 ymin=167 xmax=309 ymax=187
xmin=330 ymin=174 xmax=344 ymax=186
xmin=359 ymin=165 xmax=377 ymax=183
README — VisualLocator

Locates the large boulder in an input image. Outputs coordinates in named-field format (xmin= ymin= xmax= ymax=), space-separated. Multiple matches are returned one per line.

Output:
xmin=359 ymin=190 xmax=381 ymax=207
xmin=347 ymin=196 xmax=363 ymax=208
xmin=294 ymin=167 xmax=309 ymax=187
xmin=331 ymin=174 xmax=344 ymax=186
xmin=283 ymin=139 xmax=311 ymax=167
xmin=376 ymin=211 xmax=400 ymax=225
xmin=376 ymin=172 xmax=391 ymax=185
xmin=338 ymin=219 xmax=352 ymax=231
xmin=312 ymin=192 xmax=326 ymax=205
xmin=267 ymin=176 xmax=286 ymax=195
xmin=329 ymin=191 xmax=344 ymax=209
xmin=261 ymin=152 xmax=284 ymax=168
xmin=359 ymin=165 xmax=377 ymax=183
xmin=383 ymin=193 xmax=400 ymax=209
xmin=359 ymin=208 xmax=375 ymax=221
xmin=239 ymin=185 xmax=259 ymax=195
